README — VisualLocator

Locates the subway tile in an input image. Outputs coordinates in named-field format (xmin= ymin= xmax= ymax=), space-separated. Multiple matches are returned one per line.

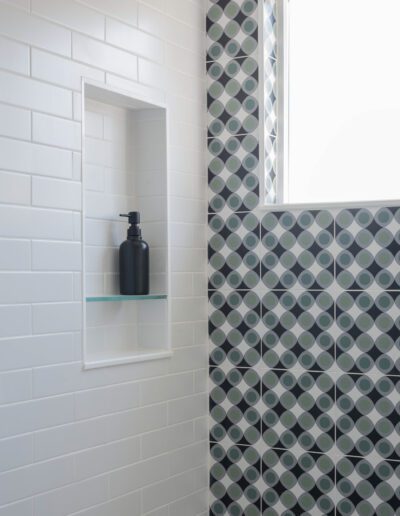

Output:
xmin=0 ymin=35 xmax=29 ymax=73
xmin=141 ymin=421 xmax=194 ymax=459
xmin=74 ymin=382 xmax=141 ymax=418
xmin=2 ymin=0 xmax=30 ymax=9
xmin=0 ymin=333 xmax=75 ymax=371
xmin=168 ymin=393 xmax=207 ymax=425
xmin=169 ymin=441 xmax=207 ymax=476
xmin=168 ymin=490 xmax=208 ymax=516
xmin=106 ymin=18 xmax=164 ymax=63
xmin=105 ymin=73 xmax=165 ymax=104
xmin=0 ymin=369 xmax=32 ymax=405
xmin=138 ymin=3 xmax=199 ymax=53
xmin=171 ymin=298 xmax=207 ymax=323
xmin=165 ymin=43 xmax=202 ymax=78
xmin=34 ymin=416 xmax=110 ymax=461
xmin=77 ymin=0 xmax=138 ymax=26
xmin=74 ymin=435 xmax=141 ymax=480
xmin=73 ymin=33 xmax=138 ymax=80
xmin=167 ymin=346 xmax=207 ymax=374
xmin=32 ymin=0 xmax=105 ymax=39
xmin=0 ymin=171 xmax=30 ymax=206
xmin=108 ymin=403 xmax=168 ymax=442
xmin=32 ymin=113 xmax=81 ymax=151
xmin=0 ymin=272 xmax=73 ymax=304
xmin=109 ymin=454 xmax=170 ymax=498
xmin=32 ymin=241 xmax=81 ymax=271
xmin=0 ymin=138 xmax=73 ymax=178
xmin=138 ymin=57 xmax=166 ymax=89
xmin=0 ymin=71 xmax=72 ymax=118
xmin=70 ymin=491 xmax=141 ymax=516
xmin=0 ymin=434 xmax=33 ymax=473
xmin=0 ymin=394 xmax=74 ymax=438
xmin=0 ymin=3 xmax=71 ymax=56
xmin=0 ymin=455 xmax=74 ymax=505
xmin=33 ymin=475 xmax=108 ymax=516
xmin=142 ymin=469 xmax=196 ymax=514
xmin=32 ymin=49 xmax=105 ymax=91
xmin=32 ymin=177 xmax=81 ymax=211
xmin=32 ymin=302 xmax=81 ymax=334
xmin=0 ymin=104 xmax=31 ymax=140
xmin=33 ymin=362 xmax=105 ymax=398
xmin=0 ymin=206 xmax=74 ymax=240
xmin=140 ymin=372 xmax=193 ymax=405
xmin=0 ymin=305 xmax=31 ymax=339
xmin=0 ymin=239 xmax=30 ymax=270
xmin=0 ymin=499 xmax=33 ymax=516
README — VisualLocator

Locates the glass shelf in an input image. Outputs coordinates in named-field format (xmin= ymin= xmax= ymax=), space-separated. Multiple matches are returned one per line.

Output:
xmin=86 ymin=294 xmax=167 ymax=303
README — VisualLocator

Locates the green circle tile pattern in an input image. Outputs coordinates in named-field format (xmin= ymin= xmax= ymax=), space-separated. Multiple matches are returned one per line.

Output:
xmin=209 ymin=290 xmax=261 ymax=368
xmin=336 ymin=291 xmax=400 ymax=375
xmin=209 ymin=212 xmax=260 ymax=290
xmin=210 ymin=365 xmax=261 ymax=446
xmin=336 ymin=374 xmax=400 ymax=461
xmin=261 ymin=210 xmax=334 ymax=289
xmin=207 ymin=56 xmax=259 ymax=139
xmin=262 ymin=290 xmax=334 ymax=371
xmin=207 ymin=0 xmax=258 ymax=61
xmin=336 ymin=207 xmax=400 ymax=289
xmin=336 ymin=456 xmax=400 ymax=515
xmin=262 ymin=449 xmax=335 ymax=516
xmin=262 ymin=371 xmax=335 ymax=454
xmin=210 ymin=442 xmax=261 ymax=515
xmin=208 ymin=134 xmax=259 ymax=214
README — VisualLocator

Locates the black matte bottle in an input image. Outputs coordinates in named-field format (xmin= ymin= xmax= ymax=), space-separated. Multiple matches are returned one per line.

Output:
xmin=119 ymin=212 xmax=149 ymax=295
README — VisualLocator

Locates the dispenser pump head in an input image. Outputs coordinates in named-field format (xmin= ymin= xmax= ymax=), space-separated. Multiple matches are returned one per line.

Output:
xmin=120 ymin=211 xmax=142 ymax=238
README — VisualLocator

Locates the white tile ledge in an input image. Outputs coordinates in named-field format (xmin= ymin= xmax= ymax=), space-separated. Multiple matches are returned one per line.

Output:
xmin=84 ymin=349 xmax=173 ymax=369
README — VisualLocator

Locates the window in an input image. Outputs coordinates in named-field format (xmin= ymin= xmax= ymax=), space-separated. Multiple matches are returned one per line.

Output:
xmin=263 ymin=0 xmax=400 ymax=206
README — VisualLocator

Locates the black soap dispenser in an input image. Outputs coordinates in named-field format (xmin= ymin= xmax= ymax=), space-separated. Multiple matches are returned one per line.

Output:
xmin=119 ymin=211 xmax=149 ymax=295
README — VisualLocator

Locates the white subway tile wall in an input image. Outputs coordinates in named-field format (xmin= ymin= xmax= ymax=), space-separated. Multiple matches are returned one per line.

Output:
xmin=0 ymin=0 xmax=207 ymax=514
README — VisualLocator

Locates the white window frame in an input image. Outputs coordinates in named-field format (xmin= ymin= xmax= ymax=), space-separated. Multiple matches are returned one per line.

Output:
xmin=259 ymin=0 xmax=400 ymax=211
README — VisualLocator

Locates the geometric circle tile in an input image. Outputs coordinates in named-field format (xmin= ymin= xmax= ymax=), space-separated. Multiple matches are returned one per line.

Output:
xmin=336 ymin=374 xmax=400 ymax=461
xmin=210 ymin=442 xmax=262 ymax=515
xmin=207 ymin=56 xmax=259 ymax=139
xmin=207 ymin=0 xmax=258 ymax=62
xmin=336 ymin=207 xmax=400 ymax=290
xmin=208 ymin=133 xmax=259 ymax=214
xmin=262 ymin=449 xmax=335 ymax=515
xmin=336 ymin=456 xmax=400 ymax=515
xmin=262 ymin=290 xmax=335 ymax=371
xmin=209 ymin=211 xmax=261 ymax=290
xmin=261 ymin=210 xmax=334 ymax=289
xmin=262 ymin=370 xmax=335 ymax=454
xmin=210 ymin=364 xmax=262 ymax=446
xmin=336 ymin=291 xmax=400 ymax=376
xmin=209 ymin=289 xmax=262 ymax=368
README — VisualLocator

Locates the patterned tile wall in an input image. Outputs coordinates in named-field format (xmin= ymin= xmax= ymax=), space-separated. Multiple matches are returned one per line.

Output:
xmin=207 ymin=2 xmax=400 ymax=515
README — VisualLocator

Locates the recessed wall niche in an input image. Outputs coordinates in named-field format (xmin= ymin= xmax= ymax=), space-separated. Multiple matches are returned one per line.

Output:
xmin=81 ymin=80 xmax=170 ymax=369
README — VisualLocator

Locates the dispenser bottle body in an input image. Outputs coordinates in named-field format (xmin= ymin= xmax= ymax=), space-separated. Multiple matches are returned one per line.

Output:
xmin=119 ymin=211 xmax=150 ymax=295
xmin=119 ymin=238 xmax=149 ymax=295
